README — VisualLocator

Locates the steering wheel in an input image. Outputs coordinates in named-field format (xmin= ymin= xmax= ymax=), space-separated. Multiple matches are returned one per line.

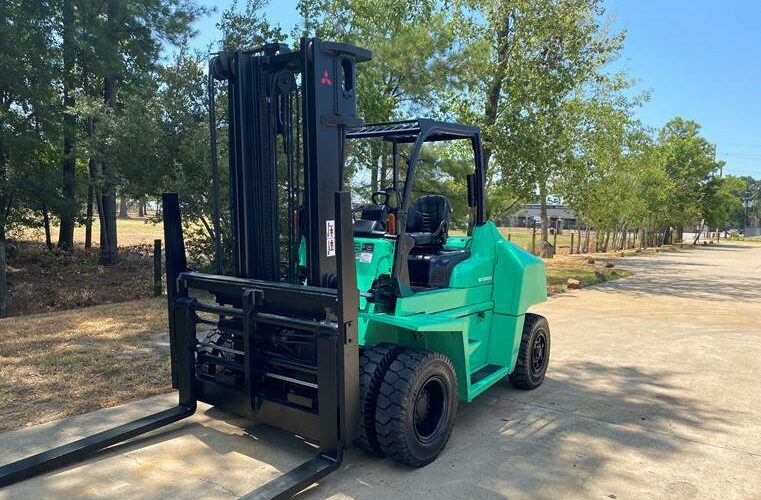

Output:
xmin=371 ymin=191 xmax=388 ymax=205
xmin=372 ymin=187 xmax=401 ymax=209
xmin=352 ymin=205 xmax=366 ymax=222
xmin=353 ymin=188 xmax=401 ymax=223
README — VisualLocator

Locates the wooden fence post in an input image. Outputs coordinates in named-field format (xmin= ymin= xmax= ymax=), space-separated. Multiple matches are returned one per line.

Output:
xmin=153 ymin=239 xmax=162 ymax=297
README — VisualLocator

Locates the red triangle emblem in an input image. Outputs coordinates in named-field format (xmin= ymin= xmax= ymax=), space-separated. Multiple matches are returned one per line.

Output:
xmin=320 ymin=69 xmax=332 ymax=86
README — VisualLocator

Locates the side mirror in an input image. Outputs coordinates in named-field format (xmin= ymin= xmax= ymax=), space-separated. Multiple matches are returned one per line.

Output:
xmin=466 ymin=173 xmax=477 ymax=208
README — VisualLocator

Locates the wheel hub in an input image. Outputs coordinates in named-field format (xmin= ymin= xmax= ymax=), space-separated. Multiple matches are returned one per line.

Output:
xmin=414 ymin=390 xmax=431 ymax=421
xmin=413 ymin=376 xmax=447 ymax=444
xmin=531 ymin=332 xmax=547 ymax=373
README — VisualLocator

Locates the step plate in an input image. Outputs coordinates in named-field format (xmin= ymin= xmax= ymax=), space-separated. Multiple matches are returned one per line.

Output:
xmin=470 ymin=364 xmax=502 ymax=385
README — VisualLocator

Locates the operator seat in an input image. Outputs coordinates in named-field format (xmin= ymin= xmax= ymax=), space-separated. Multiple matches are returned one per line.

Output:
xmin=405 ymin=195 xmax=470 ymax=289
xmin=405 ymin=195 xmax=452 ymax=246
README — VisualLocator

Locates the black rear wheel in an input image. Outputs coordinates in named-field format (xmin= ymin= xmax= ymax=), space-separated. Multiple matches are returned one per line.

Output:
xmin=509 ymin=314 xmax=551 ymax=390
xmin=375 ymin=349 xmax=458 ymax=467
xmin=355 ymin=343 xmax=403 ymax=456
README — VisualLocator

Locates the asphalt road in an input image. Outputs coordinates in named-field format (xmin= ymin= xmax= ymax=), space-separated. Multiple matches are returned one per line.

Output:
xmin=2 ymin=244 xmax=760 ymax=499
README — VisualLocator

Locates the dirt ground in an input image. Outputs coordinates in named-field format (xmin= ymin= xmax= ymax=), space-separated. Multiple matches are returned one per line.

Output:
xmin=1 ymin=244 xmax=759 ymax=499
xmin=5 ymin=241 xmax=158 ymax=317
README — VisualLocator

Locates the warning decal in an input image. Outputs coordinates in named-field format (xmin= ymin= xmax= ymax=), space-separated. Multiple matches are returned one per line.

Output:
xmin=326 ymin=220 xmax=336 ymax=257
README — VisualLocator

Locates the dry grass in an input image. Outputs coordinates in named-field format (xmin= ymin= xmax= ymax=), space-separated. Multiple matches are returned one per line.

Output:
xmin=721 ymin=238 xmax=761 ymax=246
xmin=0 ymin=298 xmax=171 ymax=432
xmin=16 ymin=216 xmax=164 ymax=247
xmin=498 ymin=226 xmax=575 ymax=254
xmin=545 ymin=255 xmax=631 ymax=295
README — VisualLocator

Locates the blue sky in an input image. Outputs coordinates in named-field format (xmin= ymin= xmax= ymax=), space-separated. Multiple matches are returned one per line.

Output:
xmin=183 ymin=0 xmax=761 ymax=178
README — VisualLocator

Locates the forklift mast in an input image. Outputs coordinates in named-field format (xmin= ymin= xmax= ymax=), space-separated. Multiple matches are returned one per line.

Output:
xmin=0 ymin=38 xmax=372 ymax=499
xmin=213 ymin=38 xmax=370 ymax=286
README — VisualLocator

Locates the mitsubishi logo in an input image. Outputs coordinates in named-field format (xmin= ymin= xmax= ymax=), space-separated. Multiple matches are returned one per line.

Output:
xmin=320 ymin=69 xmax=332 ymax=86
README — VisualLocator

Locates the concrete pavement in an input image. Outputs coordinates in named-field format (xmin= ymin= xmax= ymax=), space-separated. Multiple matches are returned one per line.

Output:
xmin=2 ymin=244 xmax=760 ymax=499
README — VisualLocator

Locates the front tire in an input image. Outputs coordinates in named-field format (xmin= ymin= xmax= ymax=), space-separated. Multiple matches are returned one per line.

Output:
xmin=355 ymin=343 xmax=403 ymax=456
xmin=375 ymin=349 xmax=458 ymax=467
xmin=509 ymin=313 xmax=550 ymax=390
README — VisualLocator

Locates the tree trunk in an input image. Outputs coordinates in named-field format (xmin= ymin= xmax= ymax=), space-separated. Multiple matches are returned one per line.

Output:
xmin=85 ymin=179 xmax=94 ymax=249
xmin=99 ymin=76 xmax=119 ymax=265
xmin=0 ymin=134 xmax=8 ymax=317
xmin=96 ymin=0 xmax=121 ymax=265
xmin=379 ymin=151 xmax=387 ymax=190
xmin=58 ymin=0 xmax=76 ymax=250
xmin=621 ymin=224 xmax=628 ymax=250
xmin=481 ymin=12 xmax=512 ymax=174
xmin=42 ymin=203 xmax=53 ymax=250
xmin=583 ymin=226 xmax=590 ymax=253
xmin=0 ymin=229 xmax=5 ymax=318
xmin=539 ymin=182 xmax=551 ymax=257
xmin=693 ymin=219 xmax=705 ymax=245
xmin=83 ymin=62 xmax=96 ymax=251
xmin=603 ymin=231 xmax=610 ymax=252
xmin=138 ymin=199 xmax=145 ymax=217
xmin=119 ymin=196 xmax=129 ymax=218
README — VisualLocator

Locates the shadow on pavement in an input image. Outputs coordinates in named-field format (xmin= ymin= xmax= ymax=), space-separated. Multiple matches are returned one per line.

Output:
xmin=0 ymin=365 xmax=740 ymax=499
xmin=282 ymin=361 xmax=735 ymax=500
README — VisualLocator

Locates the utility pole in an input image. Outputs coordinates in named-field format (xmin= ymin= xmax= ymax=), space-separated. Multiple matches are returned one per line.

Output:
xmin=716 ymin=144 xmax=722 ymax=242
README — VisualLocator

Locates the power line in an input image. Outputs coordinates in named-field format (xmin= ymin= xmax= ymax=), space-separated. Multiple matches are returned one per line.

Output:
xmin=719 ymin=152 xmax=761 ymax=159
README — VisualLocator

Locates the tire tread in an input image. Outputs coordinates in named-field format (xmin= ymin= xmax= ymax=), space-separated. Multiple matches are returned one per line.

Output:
xmin=509 ymin=313 xmax=550 ymax=390
xmin=375 ymin=349 xmax=457 ymax=467
xmin=355 ymin=343 xmax=403 ymax=455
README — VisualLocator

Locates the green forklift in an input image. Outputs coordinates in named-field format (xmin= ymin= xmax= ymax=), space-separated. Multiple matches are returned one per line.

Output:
xmin=0 ymin=38 xmax=550 ymax=498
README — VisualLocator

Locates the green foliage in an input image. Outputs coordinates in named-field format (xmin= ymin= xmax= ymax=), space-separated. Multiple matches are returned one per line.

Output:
xmin=300 ymin=0 xmax=456 ymax=194
xmin=218 ymin=0 xmax=285 ymax=51
xmin=657 ymin=118 xmax=720 ymax=227
xmin=739 ymin=177 xmax=761 ymax=226
xmin=449 ymin=0 xmax=626 ymax=198
xmin=0 ymin=0 xmax=61 ymax=236
xmin=703 ymin=175 xmax=745 ymax=229
xmin=300 ymin=0 xmax=454 ymax=121
xmin=1 ymin=0 xmax=755 ymax=270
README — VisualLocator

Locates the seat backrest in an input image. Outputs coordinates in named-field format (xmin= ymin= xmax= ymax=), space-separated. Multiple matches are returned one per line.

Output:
xmin=406 ymin=195 xmax=452 ymax=246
